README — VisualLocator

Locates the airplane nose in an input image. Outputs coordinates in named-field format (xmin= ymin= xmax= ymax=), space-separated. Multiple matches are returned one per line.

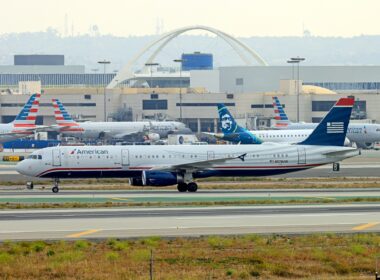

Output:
xmin=15 ymin=160 xmax=28 ymax=176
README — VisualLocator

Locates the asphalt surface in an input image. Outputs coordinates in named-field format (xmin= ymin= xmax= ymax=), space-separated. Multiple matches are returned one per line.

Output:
xmin=0 ymin=204 xmax=379 ymax=240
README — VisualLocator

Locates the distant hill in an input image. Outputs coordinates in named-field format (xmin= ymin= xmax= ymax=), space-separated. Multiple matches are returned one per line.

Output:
xmin=1 ymin=30 xmax=380 ymax=72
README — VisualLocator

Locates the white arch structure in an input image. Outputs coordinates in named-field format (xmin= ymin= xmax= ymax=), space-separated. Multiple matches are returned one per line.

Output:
xmin=107 ymin=25 xmax=268 ymax=88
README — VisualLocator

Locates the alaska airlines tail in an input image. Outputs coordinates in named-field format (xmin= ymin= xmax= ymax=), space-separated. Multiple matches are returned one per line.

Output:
xmin=299 ymin=97 xmax=354 ymax=146
xmin=272 ymin=96 xmax=291 ymax=128
xmin=217 ymin=104 xmax=262 ymax=144
xmin=52 ymin=99 xmax=81 ymax=131
xmin=12 ymin=93 xmax=41 ymax=128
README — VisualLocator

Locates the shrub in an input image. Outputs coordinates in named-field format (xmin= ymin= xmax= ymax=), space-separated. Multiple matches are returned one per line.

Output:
xmin=0 ymin=252 xmax=14 ymax=263
xmin=75 ymin=240 xmax=89 ymax=250
xmin=105 ymin=252 xmax=119 ymax=262
xmin=32 ymin=241 xmax=46 ymax=253
xmin=226 ymin=268 xmax=236 ymax=276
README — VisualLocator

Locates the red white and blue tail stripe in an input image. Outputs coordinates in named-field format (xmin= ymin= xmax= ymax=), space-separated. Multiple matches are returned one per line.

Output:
xmin=272 ymin=96 xmax=290 ymax=128
xmin=12 ymin=93 xmax=41 ymax=128
xmin=299 ymin=97 xmax=354 ymax=146
xmin=52 ymin=99 xmax=83 ymax=132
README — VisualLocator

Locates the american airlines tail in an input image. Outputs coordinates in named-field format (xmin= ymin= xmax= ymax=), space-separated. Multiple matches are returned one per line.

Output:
xmin=52 ymin=99 xmax=82 ymax=132
xmin=12 ymin=93 xmax=41 ymax=128
xmin=272 ymin=96 xmax=291 ymax=128
xmin=299 ymin=97 xmax=354 ymax=146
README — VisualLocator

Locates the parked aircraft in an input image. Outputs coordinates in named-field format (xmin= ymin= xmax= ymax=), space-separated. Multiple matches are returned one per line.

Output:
xmin=52 ymin=98 xmax=188 ymax=141
xmin=16 ymin=98 xmax=358 ymax=193
xmin=271 ymin=96 xmax=380 ymax=148
xmin=207 ymin=103 xmax=317 ymax=144
xmin=0 ymin=93 xmax=44 ymax=144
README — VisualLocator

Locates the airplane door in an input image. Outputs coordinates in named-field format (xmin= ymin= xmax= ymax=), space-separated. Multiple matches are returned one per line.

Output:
xmin=207 ymin=151 xmax=215 ymax=160
xmin=121 ymin=149 xmax=130 ymax=166
xmin=52 ymin=148 xmax=61 ymax=166
xmin=297 ymin=147 xmax=306 ymax=165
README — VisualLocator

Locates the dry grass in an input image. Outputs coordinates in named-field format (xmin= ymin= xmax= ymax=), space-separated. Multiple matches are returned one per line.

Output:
xmin=0 ymin=234 xmax=379 ymax=279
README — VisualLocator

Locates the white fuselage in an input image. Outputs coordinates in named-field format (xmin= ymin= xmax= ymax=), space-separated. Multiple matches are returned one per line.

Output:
xmin=60 ymin=121 xmax=185 ymax=139
xmin=250 ymin=129 xmax=314 ymax=144
xmin=277 ymin=123 xmax=380 ymax=147
xmin=0 ymin=123 xmax=34 ymax=144
xmin=16 ymin=144 xmax=359 ymax=180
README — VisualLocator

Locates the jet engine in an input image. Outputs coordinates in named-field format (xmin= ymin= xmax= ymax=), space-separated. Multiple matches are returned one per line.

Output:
xmin=144 ymin=133 xmax=160 ymax=142
xmin=142 ymin=170 xmax=182 ymax=186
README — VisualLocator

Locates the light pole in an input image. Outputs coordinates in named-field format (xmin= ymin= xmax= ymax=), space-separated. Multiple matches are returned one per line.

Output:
xmin=173 ymin=59 xmax=183 ymax=121
xmin=289 ymin=57 xmax=305 ymax=122
xmin=98 ymin=60 xmax=111 ymax=122
xmin=145 ymin=63 xmax=160 ymax=90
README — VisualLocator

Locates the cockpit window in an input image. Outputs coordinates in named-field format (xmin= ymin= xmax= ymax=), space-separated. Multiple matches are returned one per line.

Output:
xmin=27 ymin=155 xmax=42 ymax=160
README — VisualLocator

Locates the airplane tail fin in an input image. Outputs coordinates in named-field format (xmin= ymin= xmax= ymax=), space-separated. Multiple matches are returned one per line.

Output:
xmin=217 ymin=103 xmax=245 ymax=134
xmin=272 ymin=96 xmax=291 ymax=128
xmin=299 ymin=97 xmax=354 ymax=146
xmin=12 ymin=93 xmax=41 ymax=128
xmin=52 ymin=98 xmax=80 ymax=128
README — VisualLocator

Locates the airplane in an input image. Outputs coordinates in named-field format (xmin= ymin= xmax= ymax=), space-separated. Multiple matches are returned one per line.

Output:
xmin=52 ymin=98 xmax=189 ymax=142
xmin=0 ymin=93 xmax=44 ymax=145
xmin=16 ymin=97 xmax=359 ymax=193
xmin=271 ymin=96 xmax=380 ymax=148
xmin=206 ymin=103 xmax=319 ymax=145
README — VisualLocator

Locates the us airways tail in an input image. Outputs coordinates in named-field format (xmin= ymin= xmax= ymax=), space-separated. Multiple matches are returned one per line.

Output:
xmin=52 ymin=99 xmax=82 ymax=132
xmin=272 ymin=96 xmax=291 ymax=128
xmin=12 ymin=93 xmax=41 ymax=128
xmin=299 ymin=97 xmax=354 ymax=146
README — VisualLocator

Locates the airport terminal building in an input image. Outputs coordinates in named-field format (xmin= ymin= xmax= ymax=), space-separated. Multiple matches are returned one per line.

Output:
xmin=0 ymin=55 xmax=380 ymax=133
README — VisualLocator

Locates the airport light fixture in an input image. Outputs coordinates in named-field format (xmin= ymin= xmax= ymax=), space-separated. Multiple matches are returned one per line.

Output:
xmin=145 ymin=62 xmax=160 ymax=89
xmin=289 ymin=57 xmax=305 ymax=122
xmin=98 ymin=60 xmax=111 ymax=122
xmin=173 ymin=59 xmax=184 ymax=121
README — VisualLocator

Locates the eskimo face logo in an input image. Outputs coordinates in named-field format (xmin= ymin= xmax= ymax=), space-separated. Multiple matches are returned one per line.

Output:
xmin=221 ymin=114 xmax=233 ymax=131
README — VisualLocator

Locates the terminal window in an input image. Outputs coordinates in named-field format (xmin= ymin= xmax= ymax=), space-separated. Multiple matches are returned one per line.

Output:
xmin=143 ymin=100 xmax=168 ymax=110
xmin=236 ymin=78 xmax=244 ymax=86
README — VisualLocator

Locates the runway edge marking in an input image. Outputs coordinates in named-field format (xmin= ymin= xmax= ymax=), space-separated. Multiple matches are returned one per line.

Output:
xmin=352 ymin=222 xmax=380 ymax=231
xmin=66 ymin=229 xmax=102 ymax=238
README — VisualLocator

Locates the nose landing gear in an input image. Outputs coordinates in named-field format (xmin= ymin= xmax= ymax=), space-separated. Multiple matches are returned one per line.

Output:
xmin=52 ymin=179 xmax=60 ymax=193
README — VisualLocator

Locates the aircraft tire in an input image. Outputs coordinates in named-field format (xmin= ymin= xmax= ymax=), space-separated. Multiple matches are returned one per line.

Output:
xmin=177 ymin=183 xmax=188 ymax=192
xmin=52 ymin=186 xmax=59 ymax=193
xmin=187 ymin=182 xmax=198 ymax=192
xmin=26 ymin=182 xmax=34 ymax=190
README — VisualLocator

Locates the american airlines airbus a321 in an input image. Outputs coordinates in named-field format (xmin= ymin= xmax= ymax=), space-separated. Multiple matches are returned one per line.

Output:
xmin=16 ymin=98 xmax=359 ymax=193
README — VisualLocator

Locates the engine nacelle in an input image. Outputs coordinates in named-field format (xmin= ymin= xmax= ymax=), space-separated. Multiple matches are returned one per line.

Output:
xmin=129 ymin=177 xmax=143 ymax=186
xmin=142 ymin=170 xmax=182 ymax=187
xmin=144 ymin=133 xmax=160 ymax=142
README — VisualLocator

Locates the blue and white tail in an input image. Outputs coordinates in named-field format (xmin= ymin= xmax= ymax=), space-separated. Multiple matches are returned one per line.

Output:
xmin=272 ymin=96 xmax=291 ymax=128
xmin=12 ymin=93 xmax=41 ymax=128
xmin=217 ymin=104 xmax=262 ymax=144
xmin=299 ymin=97 xmax=354 ymax=146
xmin=52 ymin=99 xmax=82 ymax=132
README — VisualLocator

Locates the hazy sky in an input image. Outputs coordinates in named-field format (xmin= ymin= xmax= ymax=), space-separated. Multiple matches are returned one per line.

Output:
xmin=3 ymin=0 xmax=379 ymax=37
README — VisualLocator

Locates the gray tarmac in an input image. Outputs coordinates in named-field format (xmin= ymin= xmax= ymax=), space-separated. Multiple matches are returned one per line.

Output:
xmin=0 ymin=204 xmax=379 ymax=241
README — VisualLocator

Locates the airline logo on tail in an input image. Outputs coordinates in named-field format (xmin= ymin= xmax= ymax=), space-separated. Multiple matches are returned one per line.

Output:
xmin=272 ymin=96 xmax=290 ymax=128
xmin=299 ymin=97 xmax=354 ymax=146
xmin=217 ymin=104 xmax=262 ymax=144
xmin=52 ymin=99 xmax=83 ymax=132
xmin=327 ymin=122 xmax=344 ymax=134
xmin=13 ymin=93 xmax=41 ymax=129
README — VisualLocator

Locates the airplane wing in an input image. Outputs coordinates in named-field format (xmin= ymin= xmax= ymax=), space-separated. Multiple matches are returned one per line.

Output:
xmin=149 ymin=153 xmax=247 ymax=172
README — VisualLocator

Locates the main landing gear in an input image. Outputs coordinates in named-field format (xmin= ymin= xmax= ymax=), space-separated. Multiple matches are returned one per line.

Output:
xmin=52 ymin=179 xmax=60 ymax=193
xmin=177 ymin=182 xmax=198 ymax=192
